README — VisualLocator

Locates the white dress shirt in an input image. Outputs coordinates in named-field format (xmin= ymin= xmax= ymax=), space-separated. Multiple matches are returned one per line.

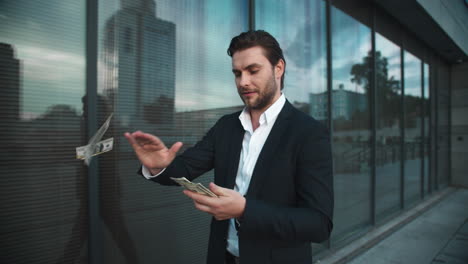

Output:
xmin=142 ymin=94 xmax=287 ymax=257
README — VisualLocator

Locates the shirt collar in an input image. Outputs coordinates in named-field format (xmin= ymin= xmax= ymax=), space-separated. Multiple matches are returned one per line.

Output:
xmin=238 ymin=93 xmax=286 ymax=131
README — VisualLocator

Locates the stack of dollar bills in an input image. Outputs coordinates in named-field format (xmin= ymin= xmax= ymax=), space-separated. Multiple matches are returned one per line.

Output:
xmin=170 ymin=177 xmax=218 ymax=198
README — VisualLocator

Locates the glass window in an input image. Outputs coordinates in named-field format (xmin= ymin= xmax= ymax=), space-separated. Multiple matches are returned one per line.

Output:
xmin=331 ymin=6 xmax=372 ymax=242
xmin=255 ymin=0 xmax=328 ymax=254
xmin=375 ymin=33 xmax=402 ymax=220
xmin=255 ymin=0 xmax=328 ymax=124
xmin=97 ymin=0 xmax=248 ymax=263
xmin=403 ymin=51 xmax=422 ymax=206
xmin=0 ymin=0 xmax=87 ymax=263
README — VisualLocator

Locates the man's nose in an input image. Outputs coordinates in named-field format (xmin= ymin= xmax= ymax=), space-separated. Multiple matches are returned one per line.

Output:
xmin=239 ymin=74 xmax=251 ymax=87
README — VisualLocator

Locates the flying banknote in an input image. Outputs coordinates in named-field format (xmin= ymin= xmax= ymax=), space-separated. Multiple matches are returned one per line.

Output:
xmin=76 ymin=113 xmax=114 ymax=165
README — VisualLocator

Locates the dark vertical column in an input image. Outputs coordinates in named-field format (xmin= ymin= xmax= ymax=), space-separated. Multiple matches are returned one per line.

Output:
xmin=326 ymin=0 xmax=333 ymax=133
xmin=428 ymin=61 xmax=433 ymax=194
xmin=427 ymin=59 xmax=435 ymax=194
xmin=434 ymin=63 xmax=439 ymax=191
xmin=430 ymin=59 xmax=437 ymax=193
xmin=448 ymin=64 xmax=452 ymax=185
xmin=428 ymin=60 xmax=432 ymax=194
xmin=420 ymin=62 xmax=425 ymax=199
xmin=0 ymin=44 xmax=20 ymax=123
xmin=400 ymin=47 xmax=405 ymax=209
xmin=86 ymin=0 xmax=102 ymax=263
xmin=249 ymin=0 xmax=255 ymax=30
xmin=325 ymin=0 xmax=332 ymax=249
xmin=369 ymin=3 xmax=377 ymax=225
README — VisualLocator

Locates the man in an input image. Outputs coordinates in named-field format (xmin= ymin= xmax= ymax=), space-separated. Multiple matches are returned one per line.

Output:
xmin=125 ymin=30 xmax=333 ymax=264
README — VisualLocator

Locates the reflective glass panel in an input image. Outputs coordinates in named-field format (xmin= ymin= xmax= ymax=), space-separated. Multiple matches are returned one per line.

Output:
xmin=256 ymin=0 xmax=328 ymax=125
xmin=331 ymin=6 xmax=372 ymax=241
xmin=97 ymin=0 xmax=248 ymax=263
xmin=403 ymin=51 xmax=422 ymax=206
xmin=0 ymin=0 xmax=87 ymax=263
xmin=375 ymin=33 xmax=402 ymax=220
xmin=255 ymin=0 xmax=328 ymax=254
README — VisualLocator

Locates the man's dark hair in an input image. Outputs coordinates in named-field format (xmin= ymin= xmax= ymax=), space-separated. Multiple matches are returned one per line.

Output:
xmin=227 ymin=30 xmax=286 ymax=90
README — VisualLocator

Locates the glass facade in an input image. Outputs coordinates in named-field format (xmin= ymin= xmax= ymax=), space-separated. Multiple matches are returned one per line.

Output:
xmin=0 ymin=0 xmax=454 ymax=263
xmin=375 ymin=33 xmax=402 ymax=220
xmin=255 ymin=0 xmax=327 ymax=125
xmin=96 ymin=0 xmax=248 ymax=263
xmin=0 ymin=0 xmax=87 ymax=263
xmin=255 ymin=0 xmax=328 ymax=253
xmin=330 ymin=5 xmax=372 ymax=241
xmin=403 ymin=51 xmax=423 ymax=206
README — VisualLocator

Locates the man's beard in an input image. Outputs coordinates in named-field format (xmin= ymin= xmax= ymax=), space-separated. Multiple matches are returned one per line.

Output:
xmin=242 ymin=75 xmax=277 ymax=110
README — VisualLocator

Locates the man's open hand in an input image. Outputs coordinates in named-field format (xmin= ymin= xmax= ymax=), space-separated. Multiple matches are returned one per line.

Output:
xmin=183 ymin=182 xmax=246 ymax=221
xmin=124 ymin=131 xmax=183 ymax=174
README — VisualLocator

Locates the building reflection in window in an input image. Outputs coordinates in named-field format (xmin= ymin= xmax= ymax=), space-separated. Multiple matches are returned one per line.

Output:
xmin=403 ymin=51 xmax=422 ymax=206
xmin=331 ymin=6 xmax=372 ymax=241
xmin=375 ymin=33 xmax=402 ymax=220
xmin=255 ymin=0 xmax=328 ymax=253
xmin=0 ymin=0 xmax=87 ymax=262
xmin=256 ymin=0 xmax=328 ymax=126
xmin=98 ymin=0 xmax=248 ymax=263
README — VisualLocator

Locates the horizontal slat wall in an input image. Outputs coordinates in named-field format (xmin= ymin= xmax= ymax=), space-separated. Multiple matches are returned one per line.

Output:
xmin=96 ymin=0 xmax=249 ymax=263
xmin=0 ymin=1 xmax=88 ymax=263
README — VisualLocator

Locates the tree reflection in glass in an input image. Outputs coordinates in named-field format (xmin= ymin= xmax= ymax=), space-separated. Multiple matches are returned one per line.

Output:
xmin=331 ymin=6 xmax=372 ymax=241
xmin=374 ymin=33 xmax=402 ymax=220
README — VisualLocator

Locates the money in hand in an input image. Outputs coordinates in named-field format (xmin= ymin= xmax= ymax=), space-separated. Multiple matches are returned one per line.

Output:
xmin=170 ymin=177 xmax=218 ymax=198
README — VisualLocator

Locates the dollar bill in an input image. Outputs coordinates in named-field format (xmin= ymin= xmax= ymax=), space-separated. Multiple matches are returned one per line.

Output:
xmin=76 ymin=113 xmax=113 ymax=165
xmin=170 ymin=177 xmax=218 ymax=198
xmin=88 ymin=113 xmax=113 ymax=146
xmin=76 ymin=137 xmax=114 ymax=160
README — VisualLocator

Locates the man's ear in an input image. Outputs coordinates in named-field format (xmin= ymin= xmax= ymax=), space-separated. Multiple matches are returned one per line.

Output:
xmin=275 ymin=59 xmax=285 ymax=80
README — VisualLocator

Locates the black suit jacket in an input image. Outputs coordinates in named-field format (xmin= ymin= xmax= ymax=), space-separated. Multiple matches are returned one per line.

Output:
xmin=150 ymin=101 xmax=333 ymax=264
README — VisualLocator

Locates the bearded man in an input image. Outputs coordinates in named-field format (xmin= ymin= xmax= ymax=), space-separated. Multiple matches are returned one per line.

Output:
xmin=125 ymin=30 xmax=333 ymax=264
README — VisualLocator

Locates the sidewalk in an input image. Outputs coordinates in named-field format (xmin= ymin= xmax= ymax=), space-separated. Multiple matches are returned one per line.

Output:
xmin=318 ymin=187 xmax=468 ymax=264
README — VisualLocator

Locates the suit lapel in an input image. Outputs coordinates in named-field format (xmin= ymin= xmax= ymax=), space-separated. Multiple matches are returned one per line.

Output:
xmin=224 ymin=117 xmax=244 ymax=189
xmin=246 ymin=101 xmax=294 ymax=196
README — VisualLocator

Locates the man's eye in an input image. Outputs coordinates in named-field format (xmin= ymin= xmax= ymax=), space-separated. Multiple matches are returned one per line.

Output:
xmin=250 ymin=70 xmax=258 ymax=74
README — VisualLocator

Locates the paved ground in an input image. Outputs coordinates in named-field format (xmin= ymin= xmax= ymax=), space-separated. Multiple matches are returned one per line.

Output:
xmin=346 ymin=188 xmax=468 ymax=264
xmin=432 ymin=218 xmax=468 ymax=264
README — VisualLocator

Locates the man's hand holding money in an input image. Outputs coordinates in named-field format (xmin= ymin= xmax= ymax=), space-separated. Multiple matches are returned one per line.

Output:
xmin=183 ymin=182 xmax=246 ymax=221
xmin=125 ymin=131 xmax=245 ymax=221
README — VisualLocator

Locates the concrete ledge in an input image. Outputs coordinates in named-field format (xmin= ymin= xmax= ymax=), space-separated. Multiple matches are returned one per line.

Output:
xmin=314 ymin=187 xmax=456 ymax=264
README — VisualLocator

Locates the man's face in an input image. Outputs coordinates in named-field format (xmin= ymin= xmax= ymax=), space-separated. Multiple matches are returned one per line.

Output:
xmin=231 ymin=46 xmax=283 ymax=111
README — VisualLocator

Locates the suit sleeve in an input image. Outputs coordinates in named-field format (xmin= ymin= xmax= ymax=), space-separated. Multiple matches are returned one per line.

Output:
xmin=141 ymin=118 xmax=220 ymax=186
xmin=240 ymin=124 xmax=334 ymax=243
